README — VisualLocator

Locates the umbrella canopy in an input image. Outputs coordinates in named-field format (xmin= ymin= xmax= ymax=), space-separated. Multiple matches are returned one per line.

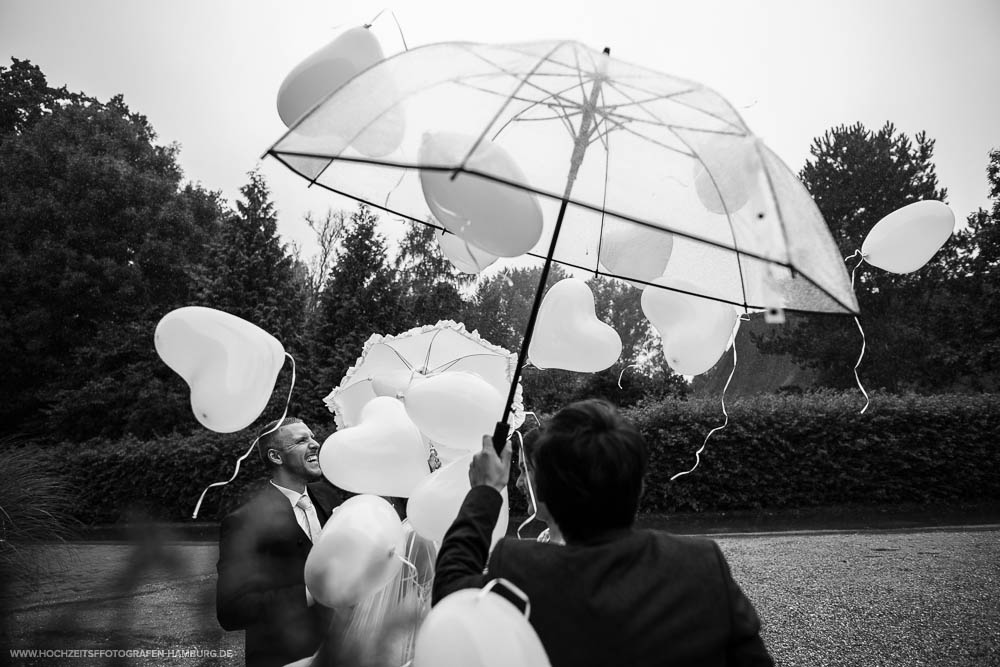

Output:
xmin=268 ymin=39 xmax=855 ymax=315
xmin=268 ymin=39 xmax=858 ymax=444
xmin=325 ymin=319 xmax=524 ymax=438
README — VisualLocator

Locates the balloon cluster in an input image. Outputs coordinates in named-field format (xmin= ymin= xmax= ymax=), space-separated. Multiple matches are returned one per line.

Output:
xmin=321 ymin=322 xmax=516 ymax=554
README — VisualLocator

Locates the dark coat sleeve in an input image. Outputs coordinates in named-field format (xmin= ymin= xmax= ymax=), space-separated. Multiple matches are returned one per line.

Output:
xmin=215 ymin=509 xmax=310 ymax=632
xmin=431 ymin=485 xmax=503 ymax=605
xmin=712 ymin=542 xmax=774 ymax=667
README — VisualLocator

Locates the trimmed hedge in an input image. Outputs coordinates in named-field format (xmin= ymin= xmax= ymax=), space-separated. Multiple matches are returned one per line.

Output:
xmin=20 ymin=392 xmax=1000 ymax=524
xmin=628 ymin=392 xmax=1000 ymax=512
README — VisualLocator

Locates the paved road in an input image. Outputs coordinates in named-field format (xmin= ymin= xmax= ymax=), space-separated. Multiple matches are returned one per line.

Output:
xmin=4 ymin=527 xmax=999 ymax=666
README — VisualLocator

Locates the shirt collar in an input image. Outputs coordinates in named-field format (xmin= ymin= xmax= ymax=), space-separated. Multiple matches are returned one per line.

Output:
xmin=270 ymin=480 xmax=307 ymax=507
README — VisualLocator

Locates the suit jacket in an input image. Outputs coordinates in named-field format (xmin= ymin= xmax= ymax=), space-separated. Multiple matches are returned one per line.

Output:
xmin=433 ymin=486 xmax=773 ymax=667
xmin=217 ymin=479 xmax=343 ymax=667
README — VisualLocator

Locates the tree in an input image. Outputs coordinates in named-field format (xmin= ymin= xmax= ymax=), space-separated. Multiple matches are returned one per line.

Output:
xmin=0 ymin=59 xmax=225 ymax=439
xmin=300 ymin=204 xmax=404 ymax=423
xmin=757 ymin=122 xmax=953 ymax=391
xmin=197 ymin=170 xmax=304 ymax=343
xmin=393 ymin=223 xmax=471 ymax=330
xmin=301 ymin=208 xmax=346 ymax=316
xmin=914 ymin=147 xmax=1000 ymax=390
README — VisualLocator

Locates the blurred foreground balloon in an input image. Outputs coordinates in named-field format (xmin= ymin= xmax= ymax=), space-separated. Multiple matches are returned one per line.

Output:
xmin=407 ymin=453 xmax=509 ymax=547
xmin=413 ymin=580 xmax=551 ymax=667
xmin=404 ymin=372 xmax=505 ymax=452
xmin=641 ymin=279 xmax=739 ymax=376
xmin=320 ymin=397 xmax=429 ymax=497
xmin=528 ymin=278 xmax=622 ymax=372
xmin=304 ymin=494 xmax=405 ymax=608
xmin=419 ymin=131 xmax=543 ymax=257
xmin=154 ymin=307 xmax=285 ymax=433
xmin=862 ymin=200 xmax=955 ymax=273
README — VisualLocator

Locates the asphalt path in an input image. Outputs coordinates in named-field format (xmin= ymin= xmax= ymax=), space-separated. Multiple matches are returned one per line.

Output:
xmin=4 ymin=526 xmax=998 ymax=666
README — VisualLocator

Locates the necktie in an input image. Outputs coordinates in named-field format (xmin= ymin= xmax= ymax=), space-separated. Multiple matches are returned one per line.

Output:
xmin=296 ymin=494 xmax=323 ymax=543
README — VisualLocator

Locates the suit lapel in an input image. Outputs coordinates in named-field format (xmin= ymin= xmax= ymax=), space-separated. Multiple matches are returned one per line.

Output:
xmin=306 ymin=483 xmax=332 ymax=525
xmin=263 ymin=483 xmax=311 ymax=544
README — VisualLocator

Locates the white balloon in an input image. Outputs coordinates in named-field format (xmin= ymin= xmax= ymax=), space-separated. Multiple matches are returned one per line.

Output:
xmin=320 ymin=397 xmax=430 ymax=497
xmin=370 ymin=369 xmax=427 ymax=398
xmin=413 ymin=585 xmax=551 ymax=667
xmin=437 ymin=230 xmax=498 ymax=274
xmin=304 ymin=494 xmax=405 ymax=608
xmin=277 ymin=26 xmax=404 ymax=157
xmin=862 ymin=200 xmax=955 ymax=273
xmin=641 ymin=279 xmax=739 ymax=376
xmin=154 ymin=307 xmax=285 ymax=433
xmin=693 ymin=135 xmax=760 ymax=215
xmin=528 ymin=278 xmax=622 ymax=372
xmin=407 ymin=453 xmax=509 ymax=548
xmin=419 ymin=132 xmax=543 ymax=257
xmin=404 ymin=372 xmax=504 ymax=452
xmin=599 ymin=221 xmax=674 ymax=284
xmin=277 ymin=27 xmax=383 ymax=128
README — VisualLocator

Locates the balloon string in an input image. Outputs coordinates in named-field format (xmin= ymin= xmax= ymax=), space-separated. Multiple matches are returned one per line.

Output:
xmin=514 ymin=431 xmax=540 ymax=539
xmin=847 ymin=250 xmax=870 ymax=414
xmin=191 ymin=353 xmax=297 ymax=519
xmin=617 ymin=364 xmax=639 ymax=389
xmin=670 ymin=335 xmax=739 ymax=482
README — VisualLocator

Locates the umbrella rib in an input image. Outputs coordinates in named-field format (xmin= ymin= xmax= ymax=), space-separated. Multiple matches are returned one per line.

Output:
xmin=592 ymin=83 xmax=613 ymax=274
xmin=427 ymin=353 xmax=507 ymax=375
xmin=454 ymin=41 xmax=575 ymax=172
xmin=753 ymin=144 xmax=796 ymax=272
xmin=420 ymin=328 xmax=446 ymax=374
xmin=604 ymin=78 xmax=747 ymax=133
xmin=600 ymin=81 xmax=749 ymax=308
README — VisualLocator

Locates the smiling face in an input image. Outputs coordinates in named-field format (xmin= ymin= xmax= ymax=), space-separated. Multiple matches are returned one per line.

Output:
xmin=269 ymin=421 xmax=323 ymax=486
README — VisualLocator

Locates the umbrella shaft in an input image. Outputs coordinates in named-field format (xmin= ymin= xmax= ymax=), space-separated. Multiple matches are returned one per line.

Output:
xmin=496 ymin=61 xmax=609 ymax=453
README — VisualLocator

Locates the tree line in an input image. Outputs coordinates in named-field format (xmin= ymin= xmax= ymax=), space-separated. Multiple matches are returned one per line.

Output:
xmin=1 ymin=58 xmax=997 ymax=444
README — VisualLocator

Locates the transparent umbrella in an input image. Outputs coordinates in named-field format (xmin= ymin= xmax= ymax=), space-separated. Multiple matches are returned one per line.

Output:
xmin=266 ymin=39 xmax=858 ymax=446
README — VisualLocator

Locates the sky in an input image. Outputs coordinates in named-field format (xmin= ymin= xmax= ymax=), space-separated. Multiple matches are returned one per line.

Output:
xmin=2 ymin=0 xmax=998 ymax=259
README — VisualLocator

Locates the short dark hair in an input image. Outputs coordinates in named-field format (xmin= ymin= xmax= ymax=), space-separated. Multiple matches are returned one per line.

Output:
xmin=532 ymin=400 xmax=647 ymax=542
xmin=257 ymin=417 xmax=304 ymax=467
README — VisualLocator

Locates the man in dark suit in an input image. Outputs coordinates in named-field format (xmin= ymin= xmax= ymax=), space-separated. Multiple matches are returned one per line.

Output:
xmin=217 ymin=417 xmax=343 ymax=667
xmin=433 ymin=399 xmax=773 ymax=667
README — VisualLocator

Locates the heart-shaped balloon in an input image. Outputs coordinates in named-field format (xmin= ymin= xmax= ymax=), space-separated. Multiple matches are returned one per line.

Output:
xmin=154 ymin=307 xmax=285 ymax=433
xmin=304 ymin=494 xmax=405 ymax=608
xmin=528 ymin=278 xmax=622 ymax=372
xmin=862 ymin=200 xmax=955 ymax=273
xmin=599 ymin=220 xmax=674 ymax=284
xmin=319 ymin=397 xmax=430 ymax=497
xmin=277 ymin=27 xmax=383 ymax=128
xmin=437 ymin=230 xmax=498 ymax=274
xmin=419 ymin=132 xmax=543 ymax=257
xmin=413 ymin=583 xmax=551 ymax=667
xmin=641 ymin=279 xmax=739 ymax=376
xmin=277 ymin=26 xmax=404 ymax=156
xmin=407 ymin=453 xmax=509 ymax=548
xmin=404 ymin=372 xmax=504 ymax=452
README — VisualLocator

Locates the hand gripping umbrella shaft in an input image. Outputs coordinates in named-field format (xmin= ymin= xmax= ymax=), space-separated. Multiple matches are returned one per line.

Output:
xmin=492 ymin=48 xmax=611 ymax=454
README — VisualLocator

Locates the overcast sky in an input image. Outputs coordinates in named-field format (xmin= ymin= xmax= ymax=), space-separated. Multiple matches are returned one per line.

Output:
xmin=3 ymin=0 xmax=998 ymax=258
